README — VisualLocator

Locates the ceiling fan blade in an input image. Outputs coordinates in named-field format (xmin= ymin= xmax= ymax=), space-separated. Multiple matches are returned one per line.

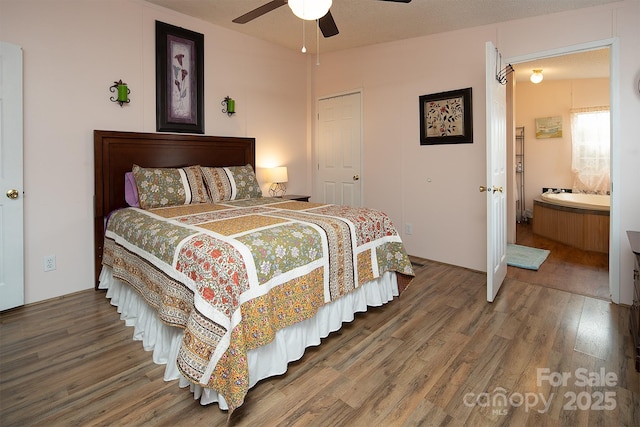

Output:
xmin=232 ymin=0 xmax=287 ymax=24
xmin=318 ymin=10 xmax=339 ymax=38
xmin=378 ymin=0 xmax=412 ymax=2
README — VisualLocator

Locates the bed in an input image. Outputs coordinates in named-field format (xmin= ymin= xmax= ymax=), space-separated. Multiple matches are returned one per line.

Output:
xmin=94 ymin=130 xmax=414 ymax=413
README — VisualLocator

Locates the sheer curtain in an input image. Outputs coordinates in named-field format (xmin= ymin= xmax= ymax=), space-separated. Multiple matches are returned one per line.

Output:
xmin=570 ymin=106 xmax=610 ymax=194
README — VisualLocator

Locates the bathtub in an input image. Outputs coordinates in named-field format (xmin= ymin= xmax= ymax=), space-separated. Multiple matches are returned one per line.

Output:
xmin=540 ymin=192 xmax=610 ymax=211
xmin=533 ymin=192 xmax=610 ymax=253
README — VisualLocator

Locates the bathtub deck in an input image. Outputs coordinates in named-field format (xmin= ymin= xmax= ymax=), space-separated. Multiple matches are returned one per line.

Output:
xmin=533 ymin=199 xmax=609 ymax=253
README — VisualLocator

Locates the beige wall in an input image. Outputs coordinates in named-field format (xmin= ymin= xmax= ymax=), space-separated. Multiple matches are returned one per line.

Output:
xmin=311 ymin=28 xmax=493 ymax=271
xmin=516 ymin=78 xmax=610 ymax=212
xmin=2 ymin=0 xmax=639 ymax=305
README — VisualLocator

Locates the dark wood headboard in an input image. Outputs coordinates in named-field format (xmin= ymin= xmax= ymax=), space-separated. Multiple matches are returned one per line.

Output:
xmin=93 ymin=130 xmax=256 ymax=287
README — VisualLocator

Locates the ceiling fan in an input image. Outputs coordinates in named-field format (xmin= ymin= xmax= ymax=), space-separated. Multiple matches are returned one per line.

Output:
xmin=232 ymin=0 xmax=412 ymax=38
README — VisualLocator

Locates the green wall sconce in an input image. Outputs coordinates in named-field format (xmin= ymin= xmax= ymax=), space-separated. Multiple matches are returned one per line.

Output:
xmin=222 ymin=96 xmax=235 ymax=116
xmin=110 ymin=80 xmax=130 ymax=106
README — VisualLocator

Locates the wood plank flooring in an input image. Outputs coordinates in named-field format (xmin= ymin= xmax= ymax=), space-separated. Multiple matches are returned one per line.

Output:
xmin=1 ymin=258 xmax=638 ymax=426
xmin=508 ymin=222 xmax=610 ymax=300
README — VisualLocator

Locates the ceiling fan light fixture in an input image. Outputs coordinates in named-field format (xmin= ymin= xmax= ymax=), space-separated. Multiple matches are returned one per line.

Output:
xmin=530 ymin=69 xmax=544 ymax=84
xmin=288 ymin=0 xmax=332 ymax=21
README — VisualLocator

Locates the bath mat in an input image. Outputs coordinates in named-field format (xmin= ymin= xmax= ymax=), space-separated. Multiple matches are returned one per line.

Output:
xmin=506 ymin=244 xmax=550 ymax=270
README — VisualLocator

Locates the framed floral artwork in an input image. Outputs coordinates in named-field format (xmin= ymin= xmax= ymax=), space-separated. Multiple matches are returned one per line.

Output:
xmin=156 ymin=21 xmax=204 ymax=134
xmin=419 ymin=87 xmax=473 ymax=145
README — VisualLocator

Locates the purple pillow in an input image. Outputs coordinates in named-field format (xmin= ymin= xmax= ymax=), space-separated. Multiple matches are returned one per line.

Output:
xmin=124 ymin=172 xmax=140 ymax=207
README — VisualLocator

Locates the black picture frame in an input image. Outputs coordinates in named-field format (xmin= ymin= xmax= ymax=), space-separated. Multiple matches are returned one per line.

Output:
xmin=419 ymin=87 xmax=473 ymax=145
xmin=156 ymin=21 xmax=204 ymax=134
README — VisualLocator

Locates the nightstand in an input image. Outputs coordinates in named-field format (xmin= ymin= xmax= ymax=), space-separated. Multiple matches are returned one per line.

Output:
xmin=282 ymin=195 xmax=310 ymax=202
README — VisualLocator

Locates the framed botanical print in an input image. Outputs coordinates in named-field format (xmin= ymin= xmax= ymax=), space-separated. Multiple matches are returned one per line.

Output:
xmin=419 ymin=87 xmax=473 ymax=145
xmin=156 ymin=21 xmax=204 ymax=134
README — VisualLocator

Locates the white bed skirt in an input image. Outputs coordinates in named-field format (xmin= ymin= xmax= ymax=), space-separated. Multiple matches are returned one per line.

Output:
xmin=99 ymin=267 xmax=399 ymax=410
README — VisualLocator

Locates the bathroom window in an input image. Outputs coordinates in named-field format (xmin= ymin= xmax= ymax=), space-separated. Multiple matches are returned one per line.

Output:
xmin=570 ymin=106 xmax=610 ymax=194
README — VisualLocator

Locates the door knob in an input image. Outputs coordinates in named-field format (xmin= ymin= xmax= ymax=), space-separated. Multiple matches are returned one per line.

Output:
xmin=492 ymin=186 xmax=503 ymax=193
xmin=479 ymin=185 xmax=490 ymax=193
xmin=353 ymin=175 xmax=360 ymax=181
xmin=6 ymin=189 xmax=19 ymax=199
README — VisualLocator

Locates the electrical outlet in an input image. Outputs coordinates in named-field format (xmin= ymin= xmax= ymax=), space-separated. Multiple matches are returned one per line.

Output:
xmin=44 ymin=255 xmax=56 ymax=272
xmin=405 ymin=223 xmax=413 ymax=235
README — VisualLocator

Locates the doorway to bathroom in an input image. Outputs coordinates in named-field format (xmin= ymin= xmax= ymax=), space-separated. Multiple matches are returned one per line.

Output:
xmin=506 ymin=45 xmax=612 ymax=301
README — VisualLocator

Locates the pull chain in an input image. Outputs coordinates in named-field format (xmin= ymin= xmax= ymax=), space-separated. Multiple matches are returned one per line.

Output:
xmin=316 ymin=19 xmax=320 ymax=65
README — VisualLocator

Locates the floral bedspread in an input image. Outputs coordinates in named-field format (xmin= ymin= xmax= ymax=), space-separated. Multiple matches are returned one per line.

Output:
xmin=103 ymin=197 xmax=414 ymax=412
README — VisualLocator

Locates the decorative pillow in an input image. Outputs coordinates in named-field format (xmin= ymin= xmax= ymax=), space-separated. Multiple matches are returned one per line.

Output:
xmin=183 ymin=165 xmax=210 ymax=204
xmin=131 ymin=164 xmax=209 ymax=209
xmin=124 ymin=172 xmax=140 ymax=207
xmin=225 ymin=164 xmax=263 ymax=200
xmin=201 ymin=164 xmax=262 ymax=201
xmin=200 ymin=166 xmax=233 ymax=202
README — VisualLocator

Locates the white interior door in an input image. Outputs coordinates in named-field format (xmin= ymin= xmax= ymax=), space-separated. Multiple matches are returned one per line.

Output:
xmin=317 ymin=92 xmax=362 ymax=207
xmin=485 ymin=41 xmax=507 ymax=302
xmin=0 ymin=42 xmax=25 ymax=311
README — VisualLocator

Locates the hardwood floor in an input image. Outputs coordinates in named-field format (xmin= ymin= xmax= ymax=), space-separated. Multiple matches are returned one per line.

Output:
xmin=1 ymin=259 xmax=638 ymax=426
xmin=508 ymin=222 xmax=610 ymax=300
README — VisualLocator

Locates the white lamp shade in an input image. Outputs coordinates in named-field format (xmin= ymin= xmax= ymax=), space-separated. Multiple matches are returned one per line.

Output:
xmin=530 ymin=69 xmax=543 ymax=84
xmin=269 ymin=166 xmax=288 ymax=183
xmin=288 ymin=0 xmax=332 ymax=21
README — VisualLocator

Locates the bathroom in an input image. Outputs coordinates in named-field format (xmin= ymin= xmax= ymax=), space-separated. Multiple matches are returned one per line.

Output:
xmin=510 ymin=48 xmax=610 ymax=299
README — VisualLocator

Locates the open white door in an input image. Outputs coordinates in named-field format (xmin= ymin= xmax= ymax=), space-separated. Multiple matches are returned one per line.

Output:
xmin=485 ymin=41 xmax=507 ymax=302
xmin=317 ymin=92 xmax=362 ymax=207
xmin=0 ymin=42 xmax=24 ymax=311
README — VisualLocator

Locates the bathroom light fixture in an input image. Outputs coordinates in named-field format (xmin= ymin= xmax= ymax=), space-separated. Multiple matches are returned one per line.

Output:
xmin=222 ymin=96 xmax=235 ymax=116
xmin=530 ymin=69 xmax=544 ymax=84
xmin=268 ymin=166 xmax=288 ymax=197
xmin=109 ymin=79 xmax=130 ymax=106
xmin=288 ymin=0 xmax=332 ymax=21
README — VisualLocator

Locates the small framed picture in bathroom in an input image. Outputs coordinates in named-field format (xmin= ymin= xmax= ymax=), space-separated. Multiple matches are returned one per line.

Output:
xmin=419 ymin=87 xmax=473 ymax=145
xmin=535 ymin=116 xmax=563 ymax=139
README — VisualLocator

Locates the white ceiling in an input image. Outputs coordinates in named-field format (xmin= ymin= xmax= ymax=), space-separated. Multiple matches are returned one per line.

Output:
xmin=144 ymin=0 xmax=613 ymax=80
